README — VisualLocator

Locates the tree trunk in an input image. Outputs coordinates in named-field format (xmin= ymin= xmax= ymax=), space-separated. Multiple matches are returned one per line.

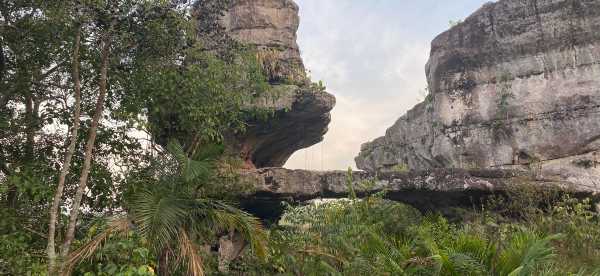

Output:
xmin=59 ymin=26 xmax=113 ymax=265
xmin=0 ymin=37 xmax=5 ymax=84
xmin=24 ymin=93 xmax=35 ymax=160
xmin=47 ymin=26 xmax=82 ymax=274
xmin=158 ymin=248 xmax=171 ymax=276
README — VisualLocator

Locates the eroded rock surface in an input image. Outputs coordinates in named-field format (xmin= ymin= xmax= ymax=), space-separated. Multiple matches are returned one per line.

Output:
xmin=356 ymin=0 xmax=600 ymax=191
xmin=218 ymin=0 xmax=335 ymax=168
xmin=221 ymin=0 xmax=306 ymax=82
xmin=240 ymin=167 xmax=598 ymax=218
xmin=232 ymin=85 xmax=335 ymax=168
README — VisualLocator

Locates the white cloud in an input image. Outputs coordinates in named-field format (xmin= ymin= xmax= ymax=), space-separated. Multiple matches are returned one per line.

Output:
xmin=285 ymin=0 xmax=488 ymax=170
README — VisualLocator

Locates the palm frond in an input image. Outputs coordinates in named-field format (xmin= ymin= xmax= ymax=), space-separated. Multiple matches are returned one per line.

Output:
xmin=65 ymin=217 xmax=131 ymax=273
xmin=167 ymin=140 xmax=189 ymax=170
xmin=214 ymin=208 xmax=268 ymax=260
xmin=178 ymin=229 xmax=205 ymax=276
xmin=498 ymin=230 xmax=561 ymax=276
xmin=510 ymin=234 xmax=562 ymax=276
xmin=192 ymin=199 xmax=268 ymax=260
xmin=166 ymin=139 xmax=212 ymax=182
xmin=131 ymin=189 xmax=188 ymax=252
xmin=191 ymin=143 xmax=224 ymax=161
xmin=446 ymin=252 xmax=486 ymax=276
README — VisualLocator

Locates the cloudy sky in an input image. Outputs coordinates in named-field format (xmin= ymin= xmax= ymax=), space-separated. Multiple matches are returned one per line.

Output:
xmin=284 ymin=0 xmax=490 ymax=170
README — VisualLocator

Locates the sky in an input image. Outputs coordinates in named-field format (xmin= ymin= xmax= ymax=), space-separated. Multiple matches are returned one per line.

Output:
xmin=284 ymin=0 xmax=491 ymax=171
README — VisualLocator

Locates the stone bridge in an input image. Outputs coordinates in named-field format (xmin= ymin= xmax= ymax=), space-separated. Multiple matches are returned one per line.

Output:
xmin=239 ymin=168 xmax=599 ymax=219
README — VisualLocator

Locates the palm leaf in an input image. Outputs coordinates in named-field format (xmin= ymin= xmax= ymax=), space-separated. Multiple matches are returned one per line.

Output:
xmin=131 ymin=189 xmax=189 ymax=252
xmin=65 ymin=217 xmax=131 ymax=273
xmin=498 ymin=230 xmax=561 ymax=276
xmin=166 ymin=140 xmax=212 ymax=182
xmin=211 ymin=201 xmax=268 ymax=259
xmin=178 ymin=230 xmax=205 ymax=276
xmin=509 ymin=234 xmax=562 ymax=276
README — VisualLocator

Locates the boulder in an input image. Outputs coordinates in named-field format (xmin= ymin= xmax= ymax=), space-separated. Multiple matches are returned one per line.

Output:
xmin=234 ymin=85 xmax=335 ymax=168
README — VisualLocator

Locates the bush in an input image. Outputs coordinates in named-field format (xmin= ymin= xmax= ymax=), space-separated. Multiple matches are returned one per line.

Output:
xmin=232 ymin=187 xmax=600 ymax=275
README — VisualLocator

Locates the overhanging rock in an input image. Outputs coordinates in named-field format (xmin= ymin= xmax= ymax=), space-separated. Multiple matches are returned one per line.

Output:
xmin=239 ymin=168 xmax=599 ymax=219
xmin=214 ymin=0 xmax=336 ymax=168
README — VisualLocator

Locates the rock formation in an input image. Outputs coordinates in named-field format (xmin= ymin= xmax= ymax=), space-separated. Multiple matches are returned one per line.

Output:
xmin=235 ymin=85 xmax=335 ymax=168
xmin=217 ymin=0 xmax=335 ymax=168
xmin=240 ymin=167 xmax=598 ymax=219
xmin=356 ymin=0 xmax=600 ymax=192
xmin=220 ymin=0 xmax=306 ymax=83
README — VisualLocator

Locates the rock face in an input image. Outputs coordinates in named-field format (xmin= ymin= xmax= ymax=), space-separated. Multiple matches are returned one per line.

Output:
xmin=221 ymin=0 xmax=306 ymax=82
xmin=211 ymin=0 xmax=335 ymax=167
xmin=356 ymin=0 xmax=600 ymax=192
xmin=232 ymin=85 xmax=335 ymax=168
xmin=240 ymin=167 xmax=598 ymax=218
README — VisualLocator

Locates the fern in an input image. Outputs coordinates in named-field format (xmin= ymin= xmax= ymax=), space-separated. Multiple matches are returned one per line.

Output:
xmin=498 ymin=231 xmax=561 ymax=276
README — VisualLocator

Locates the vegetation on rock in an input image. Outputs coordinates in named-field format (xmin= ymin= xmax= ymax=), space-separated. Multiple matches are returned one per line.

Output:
xmin=1 ymin=0 xmax=599 ymax=275
xmin=230 ymin=179 xmax=600 ymax=275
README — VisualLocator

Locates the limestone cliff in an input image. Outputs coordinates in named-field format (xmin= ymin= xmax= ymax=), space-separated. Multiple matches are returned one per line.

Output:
xmin=356 ymin=0 xmax=600 ymax=192
xmin=199 ymin=0 xmax=335 ymax=168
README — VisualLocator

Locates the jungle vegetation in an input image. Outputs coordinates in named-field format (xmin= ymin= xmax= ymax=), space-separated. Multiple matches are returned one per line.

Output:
xmin=0 ymin=0 xmax=599 ymax=275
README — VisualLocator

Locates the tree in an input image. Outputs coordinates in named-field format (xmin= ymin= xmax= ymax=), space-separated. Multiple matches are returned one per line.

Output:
xmin=67 ymin=141 xmax=267 ymax=275
xmin=47 ymin=21 xmax=83 ymax=273
xmin=0 ymin=0 xmax=269 ymax=274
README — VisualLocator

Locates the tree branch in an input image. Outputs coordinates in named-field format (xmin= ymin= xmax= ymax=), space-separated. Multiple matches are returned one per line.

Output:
xmin=60 ymin=20 xmax=116 ymax=265
xmin=0 ymin=38 xmax=5 ymax=83
xmin=47 ymin=26 xmax=83 ymax=274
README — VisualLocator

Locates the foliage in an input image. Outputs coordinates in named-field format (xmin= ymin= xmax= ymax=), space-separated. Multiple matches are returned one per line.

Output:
xmin=495 ymin=71 xmax=515 ymax=120
xmin=309 ymin=80 xmax=327 ymax=93
xmin=72 ymin=225 xmax=156 ymax=276
xmin=391 ymin=163 xmax=410 ymax=173
xmin=0 ymin=0 xmax=269 ymax=274
xmin=234 ymin=181 xmax=600 ymax=276
xmin=67 ymin=141 xmax=267 ymax=275
xmin=128 ymin=45 xmax=269 ymax=146
xmin=449 ymin=20 xmax=463 ymax=27
xmin=0 ymin=207 xmax=47 ymax=275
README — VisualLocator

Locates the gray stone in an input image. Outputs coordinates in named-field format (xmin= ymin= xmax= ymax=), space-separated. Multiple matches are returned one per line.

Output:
xmin=231 ymin=85 xmax=335 ymax=168
xmin=197 ymin=0 xmax=336 ymax=168
xmin=243 ymin=168 xmax=594 ymax=199
xmin=240 ymin=167 xmax=599 ymax=218
xmin=356 ymin=0 xmax=600 ymax=192
xmin=221 ymin=0 xmax=306 ymax=82
xmin=218 ymin=231 xmax=246 ymax=273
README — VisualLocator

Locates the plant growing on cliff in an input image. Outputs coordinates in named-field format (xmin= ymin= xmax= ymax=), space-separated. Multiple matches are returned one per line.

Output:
xmin=449 ymin=19 xmax=464 ymax=27
xmin=418 ymin=86 xmax=433 ymax=103
xmin=490 ymin=71 xmax=516 ymax=139
xmin=310 ymin=80 xmax=327 ymax=93
xmin=496 ymin=71 xmax=515 ymax=121
xmin=392 ymin=163 xmax=410 ymax=173
xmin=254 ymin=47 xmax=306 ymax=85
